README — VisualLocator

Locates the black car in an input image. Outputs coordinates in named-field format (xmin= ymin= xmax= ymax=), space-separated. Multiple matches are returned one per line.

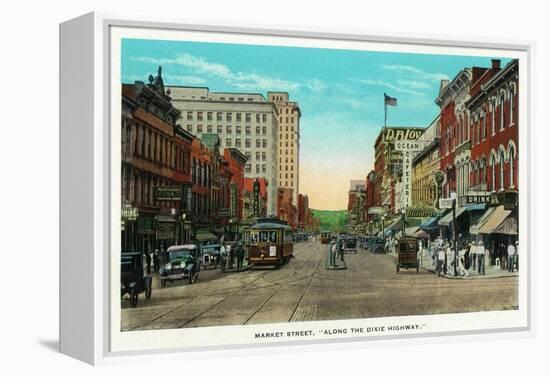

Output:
xmin=159 ymin=245 xmax=200 ymax=287
xmin=369 ymin=238 xmax=386 ymax=254
xmin=121 ymin=252 xmax=152 ymax=307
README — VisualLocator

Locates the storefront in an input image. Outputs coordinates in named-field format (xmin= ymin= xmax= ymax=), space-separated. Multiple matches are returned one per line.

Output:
xmin=438 ymin=203 xmax=486 ymax=242
xmin=478 ymin=205 xmax=518 ymax=268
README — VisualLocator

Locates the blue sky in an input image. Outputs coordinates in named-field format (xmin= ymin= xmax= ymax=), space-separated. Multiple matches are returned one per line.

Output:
xmin=121 ymin=38 xmax=511 ymax=210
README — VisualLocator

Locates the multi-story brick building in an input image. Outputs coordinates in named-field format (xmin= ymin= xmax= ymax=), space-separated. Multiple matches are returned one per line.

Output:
xmin=223 ymin=148 xmax=248 ymax=222
xmin=466 ymin=59 xmax=518 ymax=193
xmin=121 ymin=69 xmax=188 ymax=252
xmin=167 ymin=86 xmax=279 ymax=215
xmin=435 ymin=64 xmax=494 ymax=199
xmin=243 ymin=177 xmax=268 ymax=220
xmin=348 ymin=180 xmax=367 ymax=226
xmin=277 ymin=187 xmax=297 ymax=229
xmin=267 ymin=92 xmax=301 ymax=205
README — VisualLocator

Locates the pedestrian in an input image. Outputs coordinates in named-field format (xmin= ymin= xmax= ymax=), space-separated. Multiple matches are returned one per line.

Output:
xmin=437 ymin=247 xmax=445 ymax=276
xmin=339 ymin=240 xmax=345 ymax=262
xmin=445 ymin=242 xmax=453 ymax=275
xmin=153 ymin=249 xmax=159 ymax=273
xmin=515 ymin=241 xmax=519 ymax=272
xmin=220 ymin=242 xmax=227 ymax=272
xmin=507 ymin=241 xmax=516 ymax=272
xmin=228 ymin=242 xmax=234 ymax=269
xmin=477 ymin=240 xmax=486 ymax=275
xmin=330 ymin=241 xmax=337 ymax=267
xmin=145 ymin=251 xmax=152 ymax=275
xmin=236 ymin=242 xmax=245 ymax=270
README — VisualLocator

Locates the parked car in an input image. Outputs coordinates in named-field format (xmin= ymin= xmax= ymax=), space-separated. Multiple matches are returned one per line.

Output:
xmin=344 ymin=236 xmax=358 ymax=253
xmin=159 ymin=245 xmax=201 ymax=287
xmin=121 ymin=252 xmax=152 ymax=307
xmin=201 ymin=243 xmax=221 ymax=269
xmin=369 ymin=237 xmax=386 ymax=254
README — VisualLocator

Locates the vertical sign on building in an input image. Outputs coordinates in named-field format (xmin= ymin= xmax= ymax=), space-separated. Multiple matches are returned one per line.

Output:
xmin=394 ymin=140 xmax=423 ymax=209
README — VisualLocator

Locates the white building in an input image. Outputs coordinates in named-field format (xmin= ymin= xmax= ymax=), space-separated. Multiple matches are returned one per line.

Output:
xmin=167 ymin=86 xmax=279 ymax=215
xmin=267 ymin=92 xmax=301 ymax=205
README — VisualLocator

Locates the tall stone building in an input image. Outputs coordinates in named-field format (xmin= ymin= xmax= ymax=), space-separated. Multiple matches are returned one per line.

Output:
xmin=267 ymin=92 xmax=301 ymax=205
xmin=167 ymin=86 xmax=279 ymax=215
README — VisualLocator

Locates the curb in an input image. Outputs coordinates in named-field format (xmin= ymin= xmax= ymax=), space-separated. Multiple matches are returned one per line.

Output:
xmin=386 ymin=253 xmax=518 ymax=279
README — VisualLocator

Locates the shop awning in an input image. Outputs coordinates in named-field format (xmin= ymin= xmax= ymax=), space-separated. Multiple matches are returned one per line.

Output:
xmin=493 ymin=216 xmax=518 ymax=235
xmin=195 ymin=230 xmax=219 ymax=242
xmin=405 ymin=226 xmax=419 ymax=237
xmin=438 ymin=207 xmax=466 ymax=226
xmin=413 ymin=229 xmax=431 ymax=238
xmin=420 ymin=217 xmax=439 ymax=231
xmin=479 ymin=206 xmax=512 ymax=234
xmin=156 ymin=215 xmax=176 ymax=222
xmin=438 ymin=204 xmax=486 ymax=227
xmin=384 ymin=217 xmax=403 ymax=236
xmin=470 ymin=206 xmax=496 ymax=235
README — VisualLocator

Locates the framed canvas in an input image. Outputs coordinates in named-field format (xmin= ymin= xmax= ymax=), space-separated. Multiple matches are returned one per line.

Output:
xmin=59 ymin=12 xmax=535 ymax=365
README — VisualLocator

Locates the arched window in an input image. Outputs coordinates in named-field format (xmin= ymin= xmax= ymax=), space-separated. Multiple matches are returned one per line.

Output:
xmin=491 ymin=154 xmax=496 ymax=192
xmin=499 ymin=150 xmax=506 ymax=190
xmin=491 ymin=100 xmax=496 ymax=135
xmin=509 ymin=145 xmax=516 ymax=188
xmin=509 ymin=89 xmax=515 ymax=126
xmin=500 ymin=94 xmax=505 ymax=131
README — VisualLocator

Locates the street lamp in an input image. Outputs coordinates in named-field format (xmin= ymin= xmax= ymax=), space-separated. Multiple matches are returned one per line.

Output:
xmin=450 ymin=191 xmax=458 ymax=276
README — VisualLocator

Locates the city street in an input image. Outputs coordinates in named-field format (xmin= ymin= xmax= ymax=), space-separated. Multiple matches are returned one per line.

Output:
xmin=121 ymin=241 xmax=518 ymax=331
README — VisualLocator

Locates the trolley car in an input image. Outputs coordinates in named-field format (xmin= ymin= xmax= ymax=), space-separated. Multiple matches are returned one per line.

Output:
xmin=320 ymin=231 xmax=332 ymax=244
xmin=245 ymin=218 xmax=294 ymax=267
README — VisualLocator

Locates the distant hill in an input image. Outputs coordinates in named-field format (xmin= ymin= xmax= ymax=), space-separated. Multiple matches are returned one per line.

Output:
xmin=311 ymin=209 xmax=348 ymax=232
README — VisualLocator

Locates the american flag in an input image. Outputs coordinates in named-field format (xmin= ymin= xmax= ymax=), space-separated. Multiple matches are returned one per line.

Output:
xmin=384 ymin=93 xmax=397 ymax=106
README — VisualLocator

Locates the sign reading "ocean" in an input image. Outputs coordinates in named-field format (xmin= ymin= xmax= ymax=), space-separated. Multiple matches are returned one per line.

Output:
xmin=394 ymin=140 xmax=423 ymax=152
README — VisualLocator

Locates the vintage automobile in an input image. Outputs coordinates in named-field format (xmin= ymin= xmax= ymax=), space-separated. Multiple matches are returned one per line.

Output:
xmin=396 ymin=236 xmax=419 ymax=274
xmin=344 ymin=236 xmax=358 ymax=253
xmin=200 ymin=243 xmax=221 ymax=269
xmin=121 ymin=252 xmax=152 ymax=307
xmin=159 ymin=245 xmax=201 ymax=287
xmin=368 ymin=237 xmax=386 ymax=254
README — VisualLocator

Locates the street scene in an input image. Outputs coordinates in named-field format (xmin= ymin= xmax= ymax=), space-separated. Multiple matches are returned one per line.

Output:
xmin=122 ymin=240 xmax=517 ymax=331
xmin=119 ymin=38 xmax=519 ymax=330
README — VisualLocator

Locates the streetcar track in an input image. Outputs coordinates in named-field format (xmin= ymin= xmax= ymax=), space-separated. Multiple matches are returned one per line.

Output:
xmin=288 ymin=249 xmax=325 ymax=322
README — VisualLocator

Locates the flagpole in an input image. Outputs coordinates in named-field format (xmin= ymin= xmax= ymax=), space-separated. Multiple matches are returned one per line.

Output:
xmin=384 ymin=92 xmax=387 ymax=128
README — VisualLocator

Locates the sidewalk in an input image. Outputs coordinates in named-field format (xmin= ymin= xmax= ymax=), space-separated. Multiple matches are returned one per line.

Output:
xmin=385 ymin=250 xmax=518 ymax=279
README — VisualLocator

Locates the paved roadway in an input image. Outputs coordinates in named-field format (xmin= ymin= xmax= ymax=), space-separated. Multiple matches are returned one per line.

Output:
xmin=121 ymin=240 xmax=518 ymax=331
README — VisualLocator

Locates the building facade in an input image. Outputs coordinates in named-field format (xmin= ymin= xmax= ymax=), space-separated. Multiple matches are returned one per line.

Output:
xmin=277 ymin=187 xmax=297 ymax=229
xmin=466 ymin=59 xmax=518 ymax=193
xmin=267 ymin=92 xmax=301 ymax=205
xmin=167 ymin=86 xmax=279 ymax=215
xmin=411 ymin=115 xmax=441 ymax=209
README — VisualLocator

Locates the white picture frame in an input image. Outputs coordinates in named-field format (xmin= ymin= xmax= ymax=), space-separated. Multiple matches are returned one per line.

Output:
xmin=59 ymin=11 xmax=535 ymax=365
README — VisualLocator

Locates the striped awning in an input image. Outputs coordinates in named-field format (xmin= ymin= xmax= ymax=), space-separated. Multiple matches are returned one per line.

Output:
xmin=405 ymin=226 xmax=420 ymax=236
xmin=493 ymin=216 xmax=518 ymax=235
xmin=479 ymin=206 xmax=512 ymax=234
xmin=470 ymin=206 xmax=496 ymax=235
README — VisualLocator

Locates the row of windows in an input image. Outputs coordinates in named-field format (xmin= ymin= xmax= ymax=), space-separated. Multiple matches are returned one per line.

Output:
xmin=279 ymin=157 xmax=295 ymax=164
xmin=222 ymin=138 xmax=268 ymax=149
xmin=187 ymin=124 xmax=268 ymax=135
xmin=279 ymin=141 xmax=295 ymax=148
xmin=186 ymin=111 xmax=267 ymax=123
xmin=122 ymin=119 xmax=191 ymax=174
xmin=244 ymin=164 xmax=267 ymax=174
xmin=279 ymin=116 xmax=295 ymax=124
xmin=277 ymin=107 xmax=297 ymax=115
xmin=279 ymin=173 xmax=295 ymax=179
xmin=279 ymin=164 xmax=294 ymax=171
xmin=441 ymin=90 xmax=517 ymax=157
xmin=280 ymin=125 xmax=296 ymax=132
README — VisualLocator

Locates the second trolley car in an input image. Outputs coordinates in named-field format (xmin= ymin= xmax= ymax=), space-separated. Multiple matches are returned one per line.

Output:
xmin=245 ymin=218 xmax=294 ymax=267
